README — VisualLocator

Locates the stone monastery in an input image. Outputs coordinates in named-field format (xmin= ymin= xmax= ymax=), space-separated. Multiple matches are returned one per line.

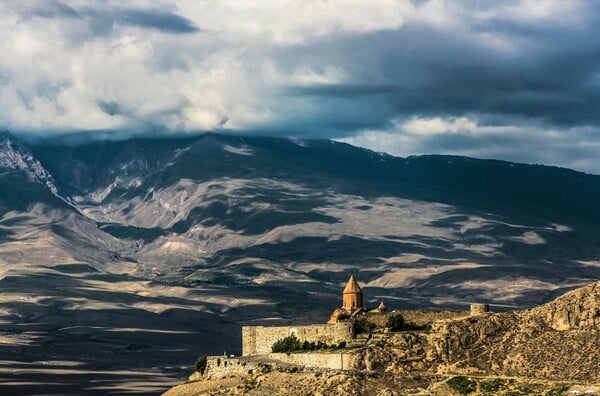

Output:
xmin=243 ymin=275 xmax=388 ymax=356
xmin=198 ymin=275 xmax=488 ymax=378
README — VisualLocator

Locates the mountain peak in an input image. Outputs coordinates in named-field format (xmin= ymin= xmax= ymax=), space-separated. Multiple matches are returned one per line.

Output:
xmin=0 ymin=130 xmax=59 ymax=196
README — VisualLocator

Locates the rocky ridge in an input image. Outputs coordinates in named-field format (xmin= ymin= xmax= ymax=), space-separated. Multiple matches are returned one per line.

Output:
xmin=0 ymin=131 xmax=59 ymax=197
xmin=355 ymin=280 xmax=600 ymax=381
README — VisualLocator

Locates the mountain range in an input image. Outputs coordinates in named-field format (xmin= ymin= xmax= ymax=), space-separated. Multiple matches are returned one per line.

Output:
xmin=0 ymin=131 xmax=599 ymax=394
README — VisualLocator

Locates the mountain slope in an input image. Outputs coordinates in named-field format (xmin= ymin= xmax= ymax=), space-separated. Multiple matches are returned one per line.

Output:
xmin=25 ymin=133 xmax=600 ymax=305
xmin=0 ymin=132 xmax=598 ymax=394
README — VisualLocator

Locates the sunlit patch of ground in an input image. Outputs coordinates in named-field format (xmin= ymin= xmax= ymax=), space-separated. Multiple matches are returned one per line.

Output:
xmin=507 ymin=230 xmax=546 ymax=245
xmin=444 ymin=278 xmax=591 ymax=302
xmin=366 ymin=262 xmax=487 ymax=288
xmin=576 ymin=260 xmax=600 ymax=268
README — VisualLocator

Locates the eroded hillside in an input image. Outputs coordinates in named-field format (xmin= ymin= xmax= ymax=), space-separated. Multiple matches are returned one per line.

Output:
xmin=0 ymin=132 xmax=599 ymax=394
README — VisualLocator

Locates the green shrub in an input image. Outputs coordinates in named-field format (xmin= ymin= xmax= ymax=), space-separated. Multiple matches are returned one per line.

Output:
xmin=354 ymin=317 xmax=376 ymax=334
xmin=271 ymin=334 xmax=340 ymax=353
xmin=386 ymin=314 xmax=406 ymax=331
xmin=447 ymin=376 xmax=477 ymax=395
xmin=271 ymin=334 xmax=302 ymax=353
xmin=480 ymin=379 xmax=505 ymax=395
xmin=194 ymin=355 xmax=208 ymax=374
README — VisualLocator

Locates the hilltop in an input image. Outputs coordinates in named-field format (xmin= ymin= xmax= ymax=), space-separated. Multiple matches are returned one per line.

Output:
xmin=165 ymin=281 xmax=600 ymax=395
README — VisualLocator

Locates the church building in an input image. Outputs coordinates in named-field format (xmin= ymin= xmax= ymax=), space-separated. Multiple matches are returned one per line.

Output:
xmin=328 ymin=274 xmax=385 ymax=323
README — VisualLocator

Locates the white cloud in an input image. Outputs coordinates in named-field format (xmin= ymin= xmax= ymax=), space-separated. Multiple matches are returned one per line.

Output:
xmin=402 ymin=117 xmax=478 ymax=135
xmin=177 ymin=0 xmax=409 ymax=45
xmin=0 ymin=0 xmax=586 ymax=133
xmin=0 ymin=0 xmax=412 ymax=132
xmin=338 ymin=117 xmax=600 ymax=174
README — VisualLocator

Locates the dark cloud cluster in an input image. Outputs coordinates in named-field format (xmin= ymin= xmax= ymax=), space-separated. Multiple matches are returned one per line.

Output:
xmin=1 ymin=1 xmax=600 ymax=173
xmin=18 ymin=1 xmax=200 ymax=35
xmin=284 ymin=15 xmax=600 ymax=133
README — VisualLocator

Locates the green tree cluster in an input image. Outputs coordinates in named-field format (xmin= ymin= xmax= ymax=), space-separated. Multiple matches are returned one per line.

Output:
xmin=271 ymin=334 xmax=302 ymax=353
xmin=446 ymin=376 xmax=477 ymax=395
xmin=271 ymin=334 xmax=345 ymax=353
xmin=354 ymin=317 xmax=376 ymax=334
xmin=385 ymin=314 xmax=428 ymax=332
xmin=386 ymin=314 xmax=406 ymax=331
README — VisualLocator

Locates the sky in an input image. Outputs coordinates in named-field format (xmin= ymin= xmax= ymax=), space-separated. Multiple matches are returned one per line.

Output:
xmin=1 ymin=0 xmax=600 ymax=174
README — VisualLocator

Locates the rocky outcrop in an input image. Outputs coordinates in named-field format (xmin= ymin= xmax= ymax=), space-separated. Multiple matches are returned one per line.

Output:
xmin=529 ymin=281 xmax=600 ymax=330
xmin=0 ymin=131 xmax=59 ymax=196
xmin=353 ymin=281 xmax=600 ymax=382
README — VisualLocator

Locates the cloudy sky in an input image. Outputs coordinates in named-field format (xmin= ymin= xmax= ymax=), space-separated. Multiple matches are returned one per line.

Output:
xmin=1 ymin=1 xmax=600 ymax=173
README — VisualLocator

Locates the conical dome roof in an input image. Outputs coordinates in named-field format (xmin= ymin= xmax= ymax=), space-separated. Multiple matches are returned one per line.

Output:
xmin=343 ymin=275 xmax=362 ymax=294
xmin=377 ymin=301 xmax=386 ymax=311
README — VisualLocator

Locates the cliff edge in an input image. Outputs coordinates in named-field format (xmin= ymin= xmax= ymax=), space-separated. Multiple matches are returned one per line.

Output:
xmin=355 ymin=280 xmax=599 ymax=382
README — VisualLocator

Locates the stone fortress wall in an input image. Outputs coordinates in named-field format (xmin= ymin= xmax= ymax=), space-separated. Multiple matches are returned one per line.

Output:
xmin=201 ymin=352 xmax=354 ymax=380
xmin=268 ymin=352 xmax=354 ymax=370
xmin=242 ymin=322 xmax=354 ymax=355
xmin=202 ymin=356 xmax=262 ymax=380
xmin=365 ymin=309 xmax=468 ymax=328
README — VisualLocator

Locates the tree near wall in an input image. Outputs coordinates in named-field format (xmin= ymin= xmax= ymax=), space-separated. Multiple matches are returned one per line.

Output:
xmin=354 ymin=317 xmax=376 ymax=334
xmin=386 ymin=314 xmax=406 ymax=331
xmin=271 ymin=334 xmax=302 ymax=353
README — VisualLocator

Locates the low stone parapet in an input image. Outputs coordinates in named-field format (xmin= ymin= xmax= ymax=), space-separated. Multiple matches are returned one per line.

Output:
xmin=202 ymin=356 xmax=263 ymax=380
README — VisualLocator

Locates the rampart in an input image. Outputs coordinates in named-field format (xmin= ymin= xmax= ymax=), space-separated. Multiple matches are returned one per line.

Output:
xmin=202 ymin=356 xmax=264 ymax=380
xmin=268 ymin=352 xmax=354 ymax=370
xmin=364 ymin=309 xmax=468 ymax=328
xmin=201 ymin=352 xmax=354 ymax=380
xmin=242 ymin=322 xmax=354 ymax=356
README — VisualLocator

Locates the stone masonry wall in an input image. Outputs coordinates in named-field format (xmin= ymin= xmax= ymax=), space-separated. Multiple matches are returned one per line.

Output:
xmin=365 ymin=309 xmax=468 ymax=328
xmin=268 ymin=352 xmax=354 ymax=370
xmin=242 ymin=322 xmax=354 ymax=355
xmin=203 ymin=356 xmax=263 ymax=380
xmin=202 ymin=353 xmax=355 ymax=380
